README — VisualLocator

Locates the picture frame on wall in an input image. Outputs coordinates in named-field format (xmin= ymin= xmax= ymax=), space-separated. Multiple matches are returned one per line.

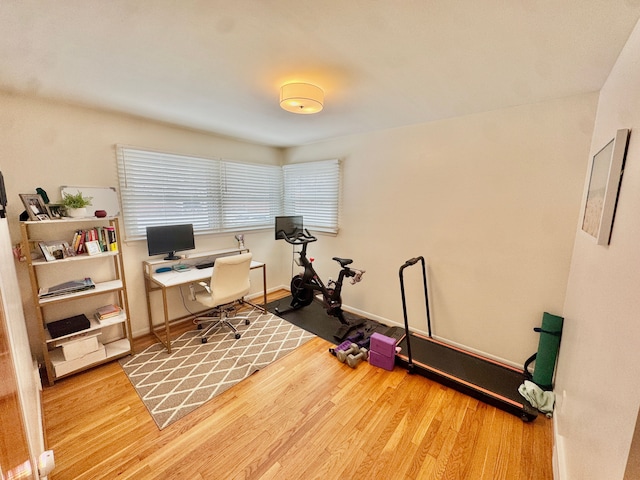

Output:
xmin=581 ymin=128 xmax=630 ymax=245
xmin=19 ymin=193 xmax=50 ymax=221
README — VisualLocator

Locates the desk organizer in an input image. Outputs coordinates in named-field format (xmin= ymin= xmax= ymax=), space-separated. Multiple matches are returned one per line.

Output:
xmin=369 ymin=332 xmax=397 ymax=371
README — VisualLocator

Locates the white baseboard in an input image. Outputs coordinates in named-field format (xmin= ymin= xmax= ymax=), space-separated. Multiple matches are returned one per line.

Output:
xmin=553 ymin=415 xmax=566 ymax=480
xmin=246 ymin=285 xmax=283 ymax=302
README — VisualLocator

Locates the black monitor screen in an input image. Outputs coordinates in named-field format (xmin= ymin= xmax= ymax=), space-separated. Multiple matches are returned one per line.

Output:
xmin=275 ymin=216 xmax=303 ymax=240
xmin=146 ymin=224 xmax=195 ymax=260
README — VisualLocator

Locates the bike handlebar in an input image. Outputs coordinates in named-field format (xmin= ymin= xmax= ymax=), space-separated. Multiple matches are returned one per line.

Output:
xmin=350 ymin=269 xmax=365 ymax=284
xmin=276 ymin=228 xmax=318 ymax=245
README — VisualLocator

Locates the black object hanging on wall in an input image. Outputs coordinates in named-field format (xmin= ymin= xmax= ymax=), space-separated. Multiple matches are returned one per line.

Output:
xmin=0 ymin=172 xmax=6 ymax=219
xmin=36 ymin=187 xmax=50 ymax=204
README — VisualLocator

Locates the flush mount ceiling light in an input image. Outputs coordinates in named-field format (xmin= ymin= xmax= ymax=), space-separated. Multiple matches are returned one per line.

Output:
xmin=280 ymin=82 xmax=324 ymax=114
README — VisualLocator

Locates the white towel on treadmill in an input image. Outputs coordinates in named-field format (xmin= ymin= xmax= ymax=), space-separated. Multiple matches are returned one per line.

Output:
xmin=518 ymin=380 xmax=555 ymax=417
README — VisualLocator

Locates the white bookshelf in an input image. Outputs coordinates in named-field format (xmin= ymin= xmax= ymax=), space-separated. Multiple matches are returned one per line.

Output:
xmin=21 ymin=217 xmax=133 ymax=385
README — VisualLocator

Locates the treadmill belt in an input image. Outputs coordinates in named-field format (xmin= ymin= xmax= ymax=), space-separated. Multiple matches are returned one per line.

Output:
xmin=397 ymin=333 xmax=537 ymax=421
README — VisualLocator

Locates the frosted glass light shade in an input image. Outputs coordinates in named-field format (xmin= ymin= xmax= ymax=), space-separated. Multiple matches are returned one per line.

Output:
xmin=280 ymin=83 xmax=324 ymax=114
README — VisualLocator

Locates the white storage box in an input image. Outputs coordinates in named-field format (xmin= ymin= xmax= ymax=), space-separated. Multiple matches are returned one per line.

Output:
xmin=61 ymin=335 xmax=101 ymax=361
xmin=51 ymin=344 xmax=106 ymax=377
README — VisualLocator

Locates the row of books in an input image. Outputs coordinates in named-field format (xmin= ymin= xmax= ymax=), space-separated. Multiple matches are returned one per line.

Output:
xmin=71 ymin=226 xmax=117 ymax=254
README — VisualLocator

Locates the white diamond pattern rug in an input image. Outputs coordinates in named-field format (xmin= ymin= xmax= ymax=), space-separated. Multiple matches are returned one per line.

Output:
xmin=120 ymin=308 xmax=314 ymax=429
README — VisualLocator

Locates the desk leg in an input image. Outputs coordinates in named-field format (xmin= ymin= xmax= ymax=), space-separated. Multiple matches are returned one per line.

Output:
xmin=145 ymin=275 xmax=173 ymax=354
xmin=144 ymin=276 xmax=158 ymax=345
xmin=161 ymin=286 xmax=172 ymax=353
xmin=245 ymin=263 xmax=267 ymax=314
xmin=262 ymin=263 xmax=267 ymax=307
xmin=144 ymin=276 xmax=153 ymax=332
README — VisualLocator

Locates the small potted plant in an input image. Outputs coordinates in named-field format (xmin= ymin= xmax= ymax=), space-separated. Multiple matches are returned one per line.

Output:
xmin=61 ymin=191 xmax=93 ymax=218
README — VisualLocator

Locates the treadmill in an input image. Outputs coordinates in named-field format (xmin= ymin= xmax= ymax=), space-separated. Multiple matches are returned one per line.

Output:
xmin=395 ymin=257 xmax=537 ymax=422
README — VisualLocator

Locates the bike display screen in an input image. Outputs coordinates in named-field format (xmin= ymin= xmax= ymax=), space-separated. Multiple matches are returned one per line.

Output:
xmin=275 ymin=215 xmax=303 ymax=240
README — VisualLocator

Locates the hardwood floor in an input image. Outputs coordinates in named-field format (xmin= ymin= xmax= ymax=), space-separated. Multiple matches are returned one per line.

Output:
xmin=42 ymin=292 xmax=553 ymax=479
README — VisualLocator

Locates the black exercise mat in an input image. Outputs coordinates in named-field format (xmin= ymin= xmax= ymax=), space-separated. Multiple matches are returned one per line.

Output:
xmin=267 ymin=296 xmax=402 ymax=345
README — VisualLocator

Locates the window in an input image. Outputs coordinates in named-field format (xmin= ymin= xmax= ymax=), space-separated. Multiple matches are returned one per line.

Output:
xmin=116 ymin=146 xmax=281 ymax=240
xmin=283 ymin=159 xmax=340 ymax=234
xmin=116 ymin=146 xmax=339 ymax=240
xmin=220 ymin=161 xmax=283 ymax=231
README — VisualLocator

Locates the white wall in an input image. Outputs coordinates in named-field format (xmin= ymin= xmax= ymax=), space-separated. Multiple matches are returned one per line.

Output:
xmin=286 ymin=94 xmax=596 ymax=365
xmin=2 ymin=83 xmax=597 ymax=375
xmin=554 ymin=17 xmax=640 ymax=480
xmin=0 ymin=92 xmax=284 ymax=352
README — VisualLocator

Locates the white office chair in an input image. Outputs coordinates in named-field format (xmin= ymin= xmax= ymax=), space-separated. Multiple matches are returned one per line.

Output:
xmin=191 ymin=252 xmax=253 ymax=342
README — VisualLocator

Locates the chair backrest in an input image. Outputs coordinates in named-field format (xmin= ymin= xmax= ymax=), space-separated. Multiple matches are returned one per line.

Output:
xmin=209 ymin=252 xmax=252 ymax=307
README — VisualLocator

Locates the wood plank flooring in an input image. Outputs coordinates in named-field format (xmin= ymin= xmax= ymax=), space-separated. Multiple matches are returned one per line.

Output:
xmin=42 ymin=292 xmax=553 ymax=479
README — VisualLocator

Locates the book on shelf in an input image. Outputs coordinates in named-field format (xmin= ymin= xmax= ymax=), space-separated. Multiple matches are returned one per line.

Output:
xmin=38 ymin=278 xmax=95 ymax=298
xmin=71 ymin=229 xmax=88 ymax=254
xmin=105 ymin=226 xmax=117 ymax=251
xmin=95 ymin=304 xmax=122 ymax=320
xmin=95 ymin=315 xmax=124 ymax=326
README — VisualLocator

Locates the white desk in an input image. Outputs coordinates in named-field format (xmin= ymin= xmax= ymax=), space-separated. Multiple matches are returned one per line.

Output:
xmin=143 ymin=248 xmax=267 ymax=352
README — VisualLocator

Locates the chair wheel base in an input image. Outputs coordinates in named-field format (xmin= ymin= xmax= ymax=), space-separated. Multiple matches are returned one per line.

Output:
xmin=235 ymin=333 xmax=241 ymax=339
xmin=245 ymin=319 xmax=250 ymax=325
xmin=201 ymin=337 xmax=207 ymax=344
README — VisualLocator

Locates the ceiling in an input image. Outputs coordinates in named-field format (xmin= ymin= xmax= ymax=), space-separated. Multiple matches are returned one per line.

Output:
xmin=2 ymin=1 xmax=640 ymax=148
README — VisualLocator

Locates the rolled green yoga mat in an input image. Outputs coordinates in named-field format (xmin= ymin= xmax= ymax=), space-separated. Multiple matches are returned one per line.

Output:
xmin=530 ymin=312 xmax=564 ymax=390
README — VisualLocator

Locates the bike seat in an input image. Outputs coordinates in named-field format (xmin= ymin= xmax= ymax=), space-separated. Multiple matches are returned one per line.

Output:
xmin=333 ymin=257 xmax=353 ymax=267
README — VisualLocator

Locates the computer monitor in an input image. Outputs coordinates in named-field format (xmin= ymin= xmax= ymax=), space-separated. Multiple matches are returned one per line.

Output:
xmin=146 ymin=224 xmax=195 ymax=260
xmin=275 ymin=215 xmax=303 ymax=240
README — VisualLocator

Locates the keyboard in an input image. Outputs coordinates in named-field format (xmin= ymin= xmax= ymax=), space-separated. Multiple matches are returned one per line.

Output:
xmin=195 ymin=261 xmax=215 ymax=270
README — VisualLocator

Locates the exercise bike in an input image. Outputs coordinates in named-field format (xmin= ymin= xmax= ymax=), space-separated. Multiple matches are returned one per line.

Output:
xmin=275 ymin=227 xmax=365 ymax=339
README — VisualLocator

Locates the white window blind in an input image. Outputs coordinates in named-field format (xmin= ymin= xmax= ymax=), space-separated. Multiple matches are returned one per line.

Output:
xmin=117 ymin=146 xmax=281 ymax=240
xmin=220 ymin=161 xmax=282 ymax=231
xmin=283 ymin=159 xmax=340 ymax=234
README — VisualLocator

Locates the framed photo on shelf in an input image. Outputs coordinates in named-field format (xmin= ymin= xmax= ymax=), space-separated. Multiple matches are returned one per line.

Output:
xmin=20 ymin=193 xmax=50 ymax=221
xmin=581 ymin=128 xmax=630 ymax=245
xmin=39 ymin=241 xmax=74 ymax=261
xmin=45 ymin=203 xmax=65 ymax=219
xmin=85 ymin=240 xmax=102 ymax=256
xmin=38 ymin=242 xmax=56 ymax=262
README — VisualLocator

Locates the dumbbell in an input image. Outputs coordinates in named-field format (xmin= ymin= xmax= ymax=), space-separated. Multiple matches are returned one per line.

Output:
xmin=330 ymin=339 xmax=352 ymax=353
xmin=346 ymin=348 xmax=368 ymax=368
xmin=329 ymin=339 xmax=354 ymax=357
xmin=336 ymin=343 xmax=359 ymax=363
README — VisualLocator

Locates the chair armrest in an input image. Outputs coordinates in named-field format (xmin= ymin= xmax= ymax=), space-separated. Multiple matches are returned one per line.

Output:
xmin=189 ymin=281 xmax=211 ymax=301
xmin=198 ymin=281 xmax=211 ymax=294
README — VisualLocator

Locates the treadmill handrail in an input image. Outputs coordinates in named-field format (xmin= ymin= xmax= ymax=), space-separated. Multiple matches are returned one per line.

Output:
xmin=399 ymin=255 xmax=431 ymax=367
